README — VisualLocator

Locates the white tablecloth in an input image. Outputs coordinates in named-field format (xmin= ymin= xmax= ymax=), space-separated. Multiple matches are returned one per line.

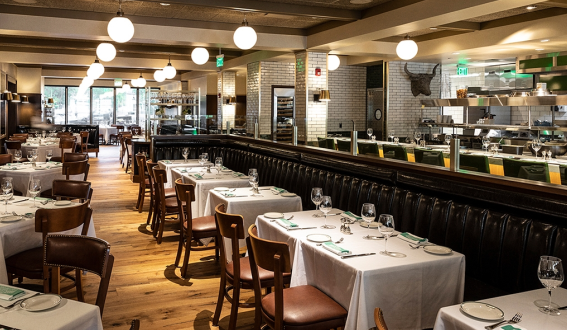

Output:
xmin=0 ymin=286 xmax=102 ymax=329
xmin=434 ymin=287 xmax=567 ymax=330
xmin=20 ymin=143 xmax=61 ymax=162
xmin=158 ymin=160 xmax=213 ymax=188
xmin=204 ymin=186 xmax=302 ymax=260
xmin=256 ymin=210 xmax=466 ymax=330
xmin=176 ymin=168 xmax=250 ymax=217
xmin=99 ymin=126 xmax=117 ymax=144
xmin=0 ymin=163 xmax=83 ymax=196
xmin=0 ymin=197 xmax=96 ymax=284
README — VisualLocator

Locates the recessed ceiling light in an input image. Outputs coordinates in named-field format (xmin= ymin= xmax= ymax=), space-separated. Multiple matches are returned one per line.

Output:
xmin=452 ymin=52 xmax=460 ymax=55
xmin=350 ymin=0 xmax=373 ymax=4
xmin=536 ymin=48 xmax=545 ymax=51
xmin=430 ymin=27 xmax=438 ymax=30
xmin=541 ymin=39 xmax=549 ymax=42
xmin=526 ymin=5 xmax=537 ymax=10
xmin=160 ymin=2 xmax=170 ymax=5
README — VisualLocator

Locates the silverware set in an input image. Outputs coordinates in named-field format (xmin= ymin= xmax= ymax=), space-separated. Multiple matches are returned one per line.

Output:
xmin=316 ymin=237 xmax=344 ymax=246
xmin=484 ymin=312 xmax=522 ymax=330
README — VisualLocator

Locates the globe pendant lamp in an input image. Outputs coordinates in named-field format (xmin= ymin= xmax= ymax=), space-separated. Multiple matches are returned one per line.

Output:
xmin=191 ymin=47 xmax=209 ymax=65
xmin=136 ymin=73 xmax=146 ymax=87
xmin=82 ymin=76 xmax=94 ymax=87
xmin=131 ymin=78 xmax=139 ymax=87
xmin=108 ymin=0 xmax=134 ymax=43
xmin=233 ymin=15 xmax=257 ymax=50
xmin=396 ymin=35 xmax=418 ymax=60
xmin=163 ymin=55 xmax=176 ymax=79
xmin=328 ymin=54 xmax=340 ymax=71
xmin=87 ymin=58 xmax=104 ymax=79
xmin=96 ymin=43 xmax=116 ymax=62
xmin=122 ymin=81 xmax=131 ymax=92
xmin=154 ymin=70 xmax=166 ymax=82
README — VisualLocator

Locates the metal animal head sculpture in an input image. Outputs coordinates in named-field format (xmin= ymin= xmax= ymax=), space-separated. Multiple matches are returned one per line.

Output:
xmin=404 ymin=63 xmax=440 ymax=97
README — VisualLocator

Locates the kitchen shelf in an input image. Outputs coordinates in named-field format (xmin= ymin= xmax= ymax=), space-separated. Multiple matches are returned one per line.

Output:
xmin=421 ymin=122 xmax=567 ymax=132
xmin=150 ymin=103 xmax=199 ymax=106
xmin=420 ymin=95 xmax=567 ymax=107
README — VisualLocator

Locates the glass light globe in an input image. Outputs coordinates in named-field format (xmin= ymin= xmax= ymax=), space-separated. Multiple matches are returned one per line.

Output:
xmin=233 ymin=25 xmax=257 ymax=50
xmin=154 ymin=70 xmax=166 ymax=82
xmin=163 ymin=63 xmax=176 ymax=79
xmin=137 ymin=75 xmax=146 ymax=87
xmin=87 ymin=60 xmax=104 ymax=79
xmin=122 ymin=82 xmax=131 ymax=91
xmin=131 ymin=78 xmax=139 ymax=87
xmin=82 ymin=76 xmax=94 ymax=87
xmin=396 ymin=38 xmax=418 ymax=60
xmin=328 ymin=55 xmax=340 ymax=71
xmin=191 ymin=47 xmax=209 ymax=65
xmin=96 ymin=43 xmax=116 ymax=62
xmin=108 ymin=16 xmax=134 ymax=43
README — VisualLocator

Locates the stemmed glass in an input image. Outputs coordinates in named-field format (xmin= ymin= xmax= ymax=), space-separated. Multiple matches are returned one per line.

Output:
xmin=215 ymin=157 xmax=223 ymax=173
xmin=388 ymin=130 xmax=395 ymax=142
xmin=14 ymin=150 xmax=22 ymax=163
xmin=198 ymin=154 xmax=205 ymax=167
xmin=367 ymin=128 xmax=373 ymax=140
xmin=445 ymin=134 xmax=452 ymax=147
xmin=319 ymin=196 xmax=335 ymax=229
xmin=532 ymin=138 xmax=542 ymax=160
xmin=182 ymin=148 xmax=189 ymax=163
xmin=27 ymin=151 xmax=34 ymax=164
xmin=311 ymin=187 xmax=323 ymax=217
xmin=0 ymin=178 xmax=13 ymax=215
xmin=361 ymin=203 xmax=377 ymax=240
xmin=393 ymin=137 xmax=399 ymax=145
xmin=378 ymin=214 xmax=405 ymax=257
xmin=482 ymin=136 xmax=490 ymax=153
xmin=28 ymin=178 xmax=41 ymax=208
xmin=46 ymin=150 xmax=53 ymax=162
xmin=414 ymin=132 xmax=421 ymax=146
xmin=536 ymin=256 xmax=563 ymax=316
xmin=202 ymin=153 xmax=210 ymax=172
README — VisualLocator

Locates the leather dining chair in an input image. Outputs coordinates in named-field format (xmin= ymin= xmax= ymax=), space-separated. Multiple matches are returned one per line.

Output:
xmin=460 ymin=154 xmax=490 ymax=173
xmin=336 ymin=139 xmax=351 ymax=152
xmin=56 ymin=132 xmax=72 ymax=138
xmin=44 ymin=234 xmax=114 ymax=316
xmin=62 ymin=152 xmax=89 ymax=162
xmin=152 ymin=167 xmax=180 ymax=244
xmin=51 ymin=138 xmax=76 ymax=163
xmin=79 ymin=131 xmax=89 ymax=154
xmin=51 ymin=180 xmax=92 ymax=202
xmin=174 ymin=179 xmax=219 ymax=278
xmin=135 ymin=153 xmax=150 ymax=213
xmin=62 ymin=160 xmax=90 ymax=181
xmin=247 ymin=224 xmax=347 ymax=330
xmin=374 ymin=308 xmax=388 ymax=330
xmin=4 ymin=140 xmax=22 ymax=156
xmin=8 ymin=136 xmax=27 ymax=143
xmin=5 ymin=201 xmax=91 ymax=294
xmin=382 ymin=145 xmax=408 ymax=161
xmin=213 ymin=205 xmax=290 ymax=330
xmin=0 ymin=154 xmax=12 ymax=165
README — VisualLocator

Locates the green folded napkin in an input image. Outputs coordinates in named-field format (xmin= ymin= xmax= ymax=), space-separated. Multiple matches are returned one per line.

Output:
xmin=341 ymin=211 xmax=362 ymax=222
xmin=221 ymin=166 xmax=229 ymax=170
xmin=0 ymin=285 xmax=25 ymax=301
xmin=322 ymin=242 xmax=351 ymax=255
xmin=192 ymin=173 xmax=203 ymax=179
xmin=271 ymin=187 xmax=286 ymax=194
xmin=163 ymin=160 xmax=171 ymax=164
xmin=276 ymin=218 xmax=297 ymax=228
xmin=399 ymin=232 xmax=427 ymax=244
xmin=179 ymin=169 xmax=188 ymax=173
xmin=232 ymin=172 xmax=245 ymax=177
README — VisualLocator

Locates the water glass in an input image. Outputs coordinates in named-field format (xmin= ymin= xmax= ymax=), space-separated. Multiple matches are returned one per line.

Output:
xmin=388 ymin=130 xmax=395 ymax=142
xmin=537 ymin=256 xmax=564 ymax=316
xmin=378 ymin=214 xmax=405 ymax=257
xmin=0 ymin=178 xmax=13 ymax=215
xmin=414 ymin=132 xmax=421 ymax=146
xmin=182 ymin=148 xmax=189 ymax=163
xmin=367 ymin=128 xmax=373 ymax=139
xmin=311 ymin=187 xmax=323 ymax=217
xmin=532 ymin=139 xmax=542 ymax=160
xmin=46 ymin=150 xmax=53 ymax=162
xmin=14 ymin=150 xmax=22 ymax=163
xmin=319 ymin=196 xmax=335 ymax=229
xmin=215 ymin=157 xmax=223 ymax=173
xmin=28 ymin=178 xmax=41 ymax=207
xmin=361 ymin=203 xmax=377 ymax=240
xmin=249 ymin=173 xmax=259 ymax=194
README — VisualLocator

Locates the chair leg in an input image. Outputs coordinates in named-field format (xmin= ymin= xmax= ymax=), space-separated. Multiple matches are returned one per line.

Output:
xmin=175 ymin=230 xmax=184 ymax=267
xmin=75 ymin=269 xmax=84 ymax=302
xmin=212 ymin=274 xmax=227 ymax=326
xmin=136 ymin=185 xmax=144 ymax=212
xmin=228 ymin=283 xmax=240 ymax=330
xmin=7 ymin=274 xmax=13 ymax=285
xmin=146 ymin=195 xmax=154 ymax=225
xmin=156 ymin=211 xmax=166 ymax=244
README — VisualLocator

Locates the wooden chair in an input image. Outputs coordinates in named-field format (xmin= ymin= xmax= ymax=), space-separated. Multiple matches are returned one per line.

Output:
xmin=62 ymin=160 xmax=89 ymax=181
xmin=4 ymin=140 xmax=22 ymax=156
xmin=8 ymin=136 xmax=27 ymax=143
xmin=51 ymin=138 xmax=76 ymax=163
xmin=62 ymin=152 xmax=89 ymax=162
xmin=135 ymin=153 xmax=151 ymax=213
xmin=52 ymin=180 xmax=92 ymax=202
xmin=174 ymin=179 xmax=219 ymax=278
xmin=213 ymin=205 xmax=290 ymax=330
xmin=5 ymin=201 xmax=91 ymax=293
xmin=374 ymin=308 xmax=388 ymax=330
xmin=124 ymin=138 xmax=133 ymax=173
xmin=79 ymin=131 xmax=89 ymax=154
xmin=131 ymin=127 xmax=142 ymax=135
xmin=152 ymin=167 xmax=180 ymax=244
xmin=12 ymin=133 xmax=28 ymax=139
xmin=110 ymin=125 xmax=124 ymax=145
xmin=0 ymin=154 xmax=12 ymax=165
xmin=44 ymin=234 xmax=113 ymax=316
xmin=119 ymin=132 xmax=132 ymax=165
xmin=247 ymin=224 xmax=347 ymax=330
xmin=56 ymin=132 xmax=72 ymax=138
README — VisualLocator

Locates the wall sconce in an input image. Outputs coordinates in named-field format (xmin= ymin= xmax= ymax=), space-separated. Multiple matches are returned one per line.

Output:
xmin=11 ymin=93 xmax=20 ymax=103
xmin=48 ymin=98 xmax=54 ymax=104
xmin=228 ymin=96 xmax=236 ymax=105
xmin=314 ymin=89 xmax=331 ymax=102
xmin=21 ymin=96 xmax=29 ymax=103
xmin=1 ymin=90 xmax=13 ymax=101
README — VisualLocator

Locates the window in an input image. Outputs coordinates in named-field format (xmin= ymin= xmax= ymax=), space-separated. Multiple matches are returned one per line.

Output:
xmin=68 ymin=87 xmax=90 ymax=124
xmin=44 ymin=86 xmax=65 ymax=124
xmin=138 ymin=88 xmax=147 ymax=130
xmin=92 ymin=88 xmax=114 ymax=126
xmin=116 ymin=88 xmax=137 ymax=125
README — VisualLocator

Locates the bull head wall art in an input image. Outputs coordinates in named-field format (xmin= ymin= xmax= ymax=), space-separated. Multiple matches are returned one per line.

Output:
xmin=404 ymin=63 xmax=440 ymax=97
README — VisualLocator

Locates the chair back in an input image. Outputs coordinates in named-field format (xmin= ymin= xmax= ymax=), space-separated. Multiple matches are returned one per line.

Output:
xmin=502 ymin=158 xmax=550 ymax=183
xmin=175 ymin=179 xmax=196 ymax=228
xmin=44 ymin=234 xmax=113 ymax=316
xmin=8 ymin=136 xmax=26 ymax=143
xmin=460 ymin=154 xmax=490 ymax=173
xmin=0 ymin=154 xmax=12 ymax=165
xmin=135 ymin=153 xmax=147 ymax=184
xmin=59 ymin=138 xmax=76 ymax=162
xmin=52 ymin=180 xmax=92 ymax=202
xmin=12 ymin=133 xmax=28 ymax=138
xmin=80 ymin=131 xmax=89 ymax=142
xmin=414 ymin=148 xmax=444 ymax=166
xmin=214 ymin=204 xmax=245 ymax=264
xmin=116 ymin=125 xmax=124 ymax=132
xmin=63 ymin=153 xmax=88 ymax=162
xmin=336 ymin=140 xmax=351 ymax=152
xmin=152 ymin=167 xmax=167 ymax=202
xmin=146 ymin=161 xmax=157 ymax=193
xmin=382 ymin=145 xmax=408 ymax=161
xmin=62 ymin=160 xmax=89 ymax=181
xmin=374 ymin=308 xmax=388 ymax=330
xmin=35 ymin=200 xmax=91 ymax=239
xmin=358 ymin=142 xmax=379 ymax=155
xmin=4 ymin=140 xmax=22 ymax=154
xmin=57 ymin=132 xmax=72 ymax=138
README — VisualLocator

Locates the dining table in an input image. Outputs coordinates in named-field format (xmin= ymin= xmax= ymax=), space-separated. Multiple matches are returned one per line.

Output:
xmin=174 ymin=167 xmax=250 ymax=218
xmin=0 ymin=285 xmax=102 ymax=329
xmin=434 ymin=287 xmax=567 ymax=330
xmin=0 ymin=162 xmax=83 ymax=196
xmin=20 ymin=142 xmax=61 ymax=163
xmin=99 ymin=126 xmax=117 ymax=145
xmin=204 ymin=186 xmax=302 ymax=260
xmin=0 ymin=197 xmax=96 ymax=284
xmin=157 ymin=159 xmax=213 ymax=188
xmin=255 ymin=210 xmax=466 ymax=330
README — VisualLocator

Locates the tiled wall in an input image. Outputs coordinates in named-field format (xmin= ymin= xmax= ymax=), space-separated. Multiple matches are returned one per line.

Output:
xmin=295 ymin=52 xmax=308 ymax=142
xmin=328 ymin=65 xmax=366 ymax=132
xmin=305 ymin=52 xmax=328 ymax=142
xmin=387 ymin=61 xmax=441 ymax=138
xmin=246 ymin=62 xmax=260 ymax=134
xmin=259 ymin=62 xmax=295 ymax=136
xmin=217 ymin=72 xmax=222 ymax=129
xmin=222 ymin=71 xmax=236 ymax=129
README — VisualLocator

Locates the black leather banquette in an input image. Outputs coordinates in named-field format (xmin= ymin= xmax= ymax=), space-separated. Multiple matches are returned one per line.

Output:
xmin=153 ymin=137 xmax=567 ymax=301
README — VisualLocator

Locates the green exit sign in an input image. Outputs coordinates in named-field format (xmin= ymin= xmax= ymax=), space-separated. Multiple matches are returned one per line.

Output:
xmin=216 ymin=54 xmax=224 ymax=67
xmin=457 ymin=67 xmax=469 ymax=76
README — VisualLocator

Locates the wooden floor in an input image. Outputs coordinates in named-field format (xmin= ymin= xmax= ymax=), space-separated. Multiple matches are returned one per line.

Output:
xmin=60 ymin=145 xmax=256 ymax=330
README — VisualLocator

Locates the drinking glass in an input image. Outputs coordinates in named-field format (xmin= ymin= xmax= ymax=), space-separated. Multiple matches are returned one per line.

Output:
xmin=537 ymin=256 xmax=564 ymax=316
xmin=28 ymin=178 xmax=41 ymax=207
xmin=361 ymin=203 xmax=377 ymax=240
xmin=319 ymin=196 xmax=335 ymax=229
xmin=202 ymin=153 xmax=210 ymax=172
xmin=215 ymin=157 xmax=223 ymax=173
xmin=14 ymin=150 xmax=22 ymax=163
xmin=311 ymin=187 xmax=323 ymax=217
xmin=27 ymin=151 xmax=33 ymax=163
xmin=198 ymin=154 xmax=205 ymax=167
xmin=414 ymin=132 xmax=421 ymax=146
xmin=378 ymin=214 xmax=405 ymax=257
xmin=249 ymin=172 xmax=259 ymax=194
xmin=532 ymin=138 xmax=542 ymax=160
xmin=445 ymin=134 xmax=452 ymax=147
xmin=482 ymin=136 xmax=490 ymax=153
xmin=46 ymin=150 xmax=53 ymax=162
xmin=0 ymin=178 xmax=13 ymax=215
xmin=393 ymin=137 xmax=399 ymax=145
xmin=388 ymin=130 xmax=395 ymax=142
xmin=367 ymin=128 xmax=373 ymax=140
xmin=182 ymin=148 xmax=189 ymax=163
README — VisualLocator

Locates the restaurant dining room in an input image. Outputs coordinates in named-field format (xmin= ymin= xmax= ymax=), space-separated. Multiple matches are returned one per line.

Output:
xmin=1 ymin=0 xmax=567 ymax=330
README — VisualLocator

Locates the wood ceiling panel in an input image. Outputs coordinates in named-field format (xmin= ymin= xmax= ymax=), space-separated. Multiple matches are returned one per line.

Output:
xmin=464 ymin=4 xmax=552 ymax=22
xmin=258 ymin=0 xmax=393 ymax=10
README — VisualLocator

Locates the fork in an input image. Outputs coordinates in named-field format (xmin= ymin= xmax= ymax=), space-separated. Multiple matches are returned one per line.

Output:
xmin=485 ymin=312 xmax=522 ymax=330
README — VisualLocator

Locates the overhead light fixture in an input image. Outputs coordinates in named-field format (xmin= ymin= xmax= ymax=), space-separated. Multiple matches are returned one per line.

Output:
xmin=154 ymin=70 xmax=166 ymax=82
xmin=233 ymin=15 xmax=257 ymax=50
xmin=396 ymin=35 xmax=418 ymax=60
xmin=541 ymin=39 xmax=550 ymax=42
xmin=131 ymin=78 xmax=139 ymax=87
xmin=82 ymin=76 xmax=94 ymax=87
xmin=87 ymin=58 xmax=104 ymax=79
xmin=96 ymin=43 xmax=117 ymax=62
xmin=108 ymin=0 xmax=135 ymax=43
xmin=21 ymin=96 xmax=29 ymax=103
xmin=163 ymin=55 xmax=177 ymax=79
xmin=328 ymin=54 xmax=340 ymax=71
xmin=191 ymin=48 xmax=209 ymax=65
xmin=136 ymin=73 xmax=146 ymax=87
xmin=526 ymin=5 xmax=537 ymax=10
xmin=1 ymin=91 xmax=12 ymax=101
xmin=11 ymin=93 xmax=20 ymax=103
xmin=122 ymin=81 xmax=131 ymax=92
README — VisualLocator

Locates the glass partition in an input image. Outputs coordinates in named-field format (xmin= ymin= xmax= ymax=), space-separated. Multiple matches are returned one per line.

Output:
xmin=92 ymin=88 xmax=114 ymax=126
xmin=67 ymin=87 xmax=90 ymax=124
xmin=116 ymin=88 xmax=137 ymax=125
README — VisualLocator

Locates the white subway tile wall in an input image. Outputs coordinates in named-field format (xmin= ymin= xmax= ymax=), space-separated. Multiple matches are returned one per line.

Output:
xmin=306 ymin=52 xmax=328 ymax=142
xmin=295 ymin=52 xmax=308 ymax=142
xmin=222 ymin=72 xmax=236 ymax=129
xmin=259 ymin=62 xmax=295 ymax=136
xmin=246 ymin=62 xmax=260 ymax=135
xmin=328 ymin=65 xmax=366 ymax=132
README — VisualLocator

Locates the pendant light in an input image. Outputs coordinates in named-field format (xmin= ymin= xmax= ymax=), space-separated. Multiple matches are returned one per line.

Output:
xmin=21 ymin=96 xmax=29 ymax=104
xmin=131 ymin=78 xmax=139 ymax=87
xmin=82 ymin=76 xmax=94 ymax=87
xmin=87 ymin=58 xmax=104 ymax=79
xmin=108 ymin=0 xmax=135 ymax=43
xmin=396 ymin=35 xmax=418 ymax=60
xmin=96 ymin=43 xmax=117 ymax=62
xmin=122 ymin=81 xmax=131 ymax=92
xmin=191 ymin=47 xmax=209 ymax=65
xmin=328 ymin=54 xmax=340 ymax=71
xmin=163 ymin=55 xmax=176 ymax=79
xmin=11 ymin=93 xmax=20 ymax=103
xmin=233 ymin=15 xmax=257 ymax=50
xmin=136 ymin=73 xmax=146 ymax=87
xmin=154 ymin=70 xmax=166 ymax=82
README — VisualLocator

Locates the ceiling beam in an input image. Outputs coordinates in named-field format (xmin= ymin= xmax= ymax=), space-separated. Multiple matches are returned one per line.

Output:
xmin=222 ymin=50 xmax=290 ymax=70
xmin=143 ymin=0 xmax=360 ymax=21
xmin=439 ymin=22 xmax=481 ymax=31
xmin=545 ymin=0 xmax=567 ymax=8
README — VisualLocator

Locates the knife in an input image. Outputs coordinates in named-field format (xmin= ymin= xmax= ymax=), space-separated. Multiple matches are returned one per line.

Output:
xmin=559 ymin=305 xmax=567 ymax=310
xmin=287 ymin=226 xmax=317 ymax=231
xmin=11 ymin=198 xmax=29 ymax=204
xmin=341 ymin=253 xmax=376 ymax=259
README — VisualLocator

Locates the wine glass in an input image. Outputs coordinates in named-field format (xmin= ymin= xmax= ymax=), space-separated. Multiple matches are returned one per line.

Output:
xmin=361 ymin=203 xmax=377 ymax=240
xmin=46 ymin=150 xmax=53 ymax=162
xmin=414 ymin=132 xmax=421 ymax=146
xmin=393 ymin=137 xmax=399 ymax=145
xmin=319 ymin=196 xmax=335 ymax=229
xmin=388 ymin=130 xmax=395 ymax=142
xmin=27 ymin=151 xmax=33 ymax=163
xmin=311 ymin=187 xmax=323 ymax=217
xmin=182 ymin=148 xmax=189 ymax=163
xmin=28 ymin=178 xmax=41 ymax=208
xmin=0 ymin=178 xmax=13 ymax=215
xmin=536 ymin=256 xmax=563 ymax=315
xmin=532 ymin=138 xmax=542 ymax=160
xmin=482 ymin=136 xmax=490 ymax=153
xmin=367 ymin=128 xmax=373 ymax=140
xmin=248 ymin=168 xmax=258 ymax=191
xmin=378 ymin=214 xmax=405 ymax=257
xmin=14 ymin=150 xmax=22 ymax=163
xmin=215 ymin=157 xmax=223 ymax=173
xmin=202 ymin=153 xmax=210 ymax=172
xmin=445 ymin=134 xmax=452 ymax=147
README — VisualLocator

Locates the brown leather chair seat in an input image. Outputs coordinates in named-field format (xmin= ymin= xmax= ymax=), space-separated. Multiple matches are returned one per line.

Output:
xmin=164 ymin=188 xmax=176 ymax=197
xmin=165 ymin=197 xmax=186 ymax=208
xmin=5 ymin=247 xmax=44 ymax=274
xmin=187 ymin=215 xmax=216 ymax=233
xmin=226 ymin=257 xmax=291 ymax=283
xmin=261 ymin=285 xmax=347 ymax=328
